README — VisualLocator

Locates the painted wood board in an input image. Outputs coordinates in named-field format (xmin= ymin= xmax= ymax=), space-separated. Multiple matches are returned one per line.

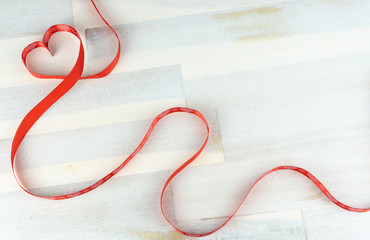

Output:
xmin=0 ymin=65 xmax=224 ymax=192
xmin=217 ymin=87 xmax=370 ymax=163
xmin=302 ymin=206 xmax=370 ymax=240
xmin=171 ymin=155 xmax=370 ymax=224
xmin=0 ymin=170 xmax=178 ymax=240
xmin=184 ymin=51 xmax=370 ymax=111
xmin=1 ymin=0 xmax=370 ymax=239
xmin=0 ymin=65 xmax=185 ymax=138
xmin=72 ymin=0 xmax=290 ymax=30
xmin=0 ymin=110 xmax=224 ymax=192
xmin=0 ymin=0 xmax=73 ymax=39
xmin=182 ymin=210 xmax=306 ymax=240
xmin=84 ymin=0 xmax=370 ymax=78
xmin=171 ymin=87 xmax=370 ymax=223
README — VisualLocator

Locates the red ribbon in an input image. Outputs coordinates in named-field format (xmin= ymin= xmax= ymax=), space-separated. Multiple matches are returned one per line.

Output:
xmin=12 ymin=0 xmax=369 ymax=237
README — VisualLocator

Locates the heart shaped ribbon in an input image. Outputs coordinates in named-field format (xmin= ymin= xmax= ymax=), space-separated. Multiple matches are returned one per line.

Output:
xmin=12 ymin=0 xmax=370 ymax=237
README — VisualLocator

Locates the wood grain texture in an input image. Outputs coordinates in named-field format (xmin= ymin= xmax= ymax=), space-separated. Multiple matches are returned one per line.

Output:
xmin=85 ymin=0 xmax=370 ymax=77
xmin=1 ymin=0 xmax=370 ymax=239
xmin=0 ymin=171 xmax=178 ymax=240
xmin=302 ymin=206 xmax=370 ymax=240
xmin=0 ymin=65 xmax=185 ymax=138
xmin=0 ymin=65 xmax=224 ymax=192
xmin=182 ymin=210 xmax=306 ymax=240
xmin=72 ymin=0 xmax=290 ymax=30
xmin=0 ymin=0 xmax=73 ymax=39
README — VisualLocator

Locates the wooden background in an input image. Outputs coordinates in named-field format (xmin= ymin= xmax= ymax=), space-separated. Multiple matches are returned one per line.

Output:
xmin=1 ymin=0 xmax=370 ymax=239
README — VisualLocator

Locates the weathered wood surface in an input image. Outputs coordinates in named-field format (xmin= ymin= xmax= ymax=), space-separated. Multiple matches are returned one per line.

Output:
xmin=1 ymin=0 xmax=370 ymax=239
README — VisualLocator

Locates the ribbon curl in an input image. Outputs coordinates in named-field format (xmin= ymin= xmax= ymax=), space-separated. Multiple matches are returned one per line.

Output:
xmin=12 ymin=0 xmax=369 ymax=237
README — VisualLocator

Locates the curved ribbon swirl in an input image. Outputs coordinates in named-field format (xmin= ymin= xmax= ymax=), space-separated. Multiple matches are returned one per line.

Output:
xmin=12 ymin=0 xmax=369 ymax=237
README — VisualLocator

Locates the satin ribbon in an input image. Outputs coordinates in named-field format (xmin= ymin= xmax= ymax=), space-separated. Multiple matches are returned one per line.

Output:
xmin=11 ymin=0 xmax=369 ymax=237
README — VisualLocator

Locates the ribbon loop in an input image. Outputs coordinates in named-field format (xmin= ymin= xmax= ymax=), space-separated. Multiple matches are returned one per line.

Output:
xmin=12 ymin=0 xmax=370 ymax=237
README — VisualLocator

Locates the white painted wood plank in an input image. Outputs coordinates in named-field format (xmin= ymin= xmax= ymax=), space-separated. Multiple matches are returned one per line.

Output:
xmin=171 ymin=155 xmax=370 ymax=224
xmin=0 ymin=65 xmax=184 ymax=139
xmin=170 ymin=87 xmax=370 ymax=224
xmin=110 ymin=210 xmax=306 ymax=240
xmin=183 ymin=210 xmax=306 ymax=240
xmin=0 ymin=0 xmax=73 ymax=39
xmin=217 ymin=88 xmax=370 ymax=164
xmin=0 ymin=64 xmax=224 ymax=191
xmin=2 ymin=0 xmax=370 ymax=239
xmin=72 ymin=0 xmax=290 ymax=30
xmin=184 ymin=52 xmax=370 ymax=112
xmin=0 ymin=171 xmax=177 ymax=240
xmin=1 ymin=150 xmax=223 ymax=193
xmin=0 ymin=103 xmax=223 ymax=192
xmin=0 ymin=35 xmax=43 ymax=88
xmin=302 ymin=206 xmax=370 ymax=240
xmin=0 ymin=99 xmax=185 ymax=139
xmin=0 ymin=106 xmax=223 ymax=188
xmin=85 ymin=0 xmax=370 ymax=78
